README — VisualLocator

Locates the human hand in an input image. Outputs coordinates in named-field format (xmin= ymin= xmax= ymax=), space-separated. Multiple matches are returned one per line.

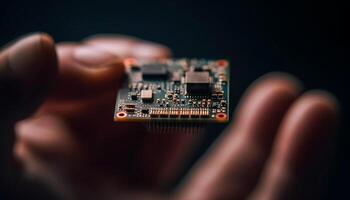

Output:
xmin=11 ymin=33 xmax=196 ymax=199
xmin=176 ymin=74 xmax=338 ymax=200
xmin=1 ymin=33 xmax=338 ymax=200
xmin=0 ymin=33 xmax=58 ymax=198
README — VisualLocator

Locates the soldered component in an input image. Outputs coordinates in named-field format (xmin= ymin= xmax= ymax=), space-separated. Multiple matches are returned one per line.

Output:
xmin=125 ymin=104 xmax=136 ymax=108
xmin=130 ymin=92 xmax=138 ymax=100
xmin=141 ymin=89 xmax=153 ymax=102
xmin=142 ymin=64 xmax=168 ymax=78
xmin=141 ymin=108 xmax=149 ymax=114
xmin=172 ymin=71 xmax=181 ymax=83
xmin=122 ymin=104 xmax=136 ymax=113
xmin=149 ymin=108 xmax=209 ymax=118
xmin=185 ymin=71 xmax=210 ymax=94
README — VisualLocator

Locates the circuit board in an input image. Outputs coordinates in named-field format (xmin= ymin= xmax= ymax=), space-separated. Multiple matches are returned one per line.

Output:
xmin=114 ymin=58 xmax=229 ymax=123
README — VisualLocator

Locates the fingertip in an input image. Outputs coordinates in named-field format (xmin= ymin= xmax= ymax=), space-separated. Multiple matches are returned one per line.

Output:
xmin=15 ymin=116 xmax=59 ymax=146
xmin=274 ymin=90 xmax=340 ymax=168
xmin=14 ymin=137 xmax=27 ymax=162
xmin=251 ymin=72 xmax=303 ymax=96
xmin=73 ymin=45 xmax=119 ymax=66
xmin=53 ymin=43 xmax=125 ymax=98
xmin=0 ymin=33 xmax=58 ymax=118
xmin=294 ymin=90 xmax=338 ymax=118
xmin=240 ymin=72 xmax=304 ymax=113
xmin=40 ymin=33 xmax=57 ymax=61
xmin=289 ymin=90 xmax=339 ymax=132
xmin=302 ymin=90 xmax=340 ymax=115
xmin=249 ymin=90 xmax=340 ymax=200
xmin=7 ymin=33 xmax=58 ymax=96
xmin=234 ymin=72 xmax=303 ymax=129
xmin=83 ymin=33 xmax=141 ymax=43
xmin=83 ymin=34 xmax=138 ymax=58
xmin=15 ymin=115 xmax=80 ymax=160
xmin=132 ymin=42 xmax=172 ymax=59
xmin=39 ymin=33 xmax=55 ymax=51
xmin=83 ymin=34 xmax=172 ymax=59
xmin=8 ymin=33 xmax=58 ymax=82
xmin=39 ymin=32 xmax=58 ymax=77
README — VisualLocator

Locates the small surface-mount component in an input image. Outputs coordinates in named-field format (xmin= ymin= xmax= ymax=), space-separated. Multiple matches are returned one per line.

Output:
xmin=141 ymin=89 xmax=153 ymax=102
xmin=141 ymin=108 xmax=149 ymax=114
xmin=114 ymin=59 xmax=230 ymax=123
xmin=172 ymin=71 xmax=182 ymax=83
xmin=125 ymin=103 xmax=136 ymax=108
xmin=130 ymin=92 xmax=138 ymax=100
xmin=122 ymin=103 xmax=136 ymax=113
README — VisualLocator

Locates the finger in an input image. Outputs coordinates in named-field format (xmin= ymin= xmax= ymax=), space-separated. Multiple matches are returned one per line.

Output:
xmin=14 ymin=140 xmax=70 ymax=196
xmin=14 ymin=115 xmax=83 ymax=195
xmin=248 ymin=91 xmax=338 ymax=200
xmin=176 ymin=73 xmax=302 ymax=200
xmin=0 ymin=33 xmax=57 ymax=183
xmin=84 ymin=34 xmax=172 ymax=59
xmin=52 ymin=43 xmax=124 ymax=99
xmin=15 ymin=115 xmax=81 ymax=161
xmin=84 ymin=35 xmax=185 ymax=187
xmin=135 ymin=133 xmax=201 ymax=188
xmin=21 ymin=92 xmax=149 ymax=173
xmin=0 ymin=33 xmax=58 ymax=119
xmin=14 ymin=114 xmax=147 ymax=198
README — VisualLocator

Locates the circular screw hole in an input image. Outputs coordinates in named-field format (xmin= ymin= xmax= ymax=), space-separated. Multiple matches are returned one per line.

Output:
xmin=218 ymin=114 xmax=225 ymax=118
xmin=217 ymin=59 xmax=228 ymax=68
xmin=215 ymin=113 xmax=227 ymax=122
xmin=117 ymin=112 xmax=127 ymax=118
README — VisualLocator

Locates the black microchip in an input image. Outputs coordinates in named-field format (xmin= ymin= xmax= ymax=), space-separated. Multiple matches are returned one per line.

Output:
xmin=141 ymin=108 xmax=149 ymax=114
xmin=142 ymin=64 xmax=168 ymax=78
xmin=185 ymin=71 xmax=210 ymax=94
xmin=194 ymin=66 xmax=203 ymax=71
xmin=130 ymin=92 xmax=138 ymax=100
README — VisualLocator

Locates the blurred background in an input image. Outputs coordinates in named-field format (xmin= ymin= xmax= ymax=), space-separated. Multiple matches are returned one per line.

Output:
xmin=1 ymin=0 xmax=348 ymax=199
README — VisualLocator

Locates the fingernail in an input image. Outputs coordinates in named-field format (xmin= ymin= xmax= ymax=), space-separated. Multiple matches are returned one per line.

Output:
xmin=132 ymin=43 xmax=171 ymax=59
xmin=73 ymin=45 xmax=117 ymax=66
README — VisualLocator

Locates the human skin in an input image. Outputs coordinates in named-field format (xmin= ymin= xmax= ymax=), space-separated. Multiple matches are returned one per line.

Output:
xmin=0 ymin=33 xmax=339 ymax=200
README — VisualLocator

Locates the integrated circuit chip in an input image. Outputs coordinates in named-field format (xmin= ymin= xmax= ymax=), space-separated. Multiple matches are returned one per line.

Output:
xmin=185 ymin=71 xmax=210 ymax=94
xmin=142 ymin=64 xmax=168 ymax=78
xmin=130 ymin=92 xmax=138 ymax=100
xmin=114 ymin=59 xmax=230 ymax=123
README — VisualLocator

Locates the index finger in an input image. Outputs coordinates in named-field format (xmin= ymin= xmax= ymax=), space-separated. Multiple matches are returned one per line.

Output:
xmin=84 ymin=34 xmax=172 ymax=59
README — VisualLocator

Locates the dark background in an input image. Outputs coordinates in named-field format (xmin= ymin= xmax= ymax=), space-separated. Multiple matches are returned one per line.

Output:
xmin=1 ymin=0 xmax=348 ymax=199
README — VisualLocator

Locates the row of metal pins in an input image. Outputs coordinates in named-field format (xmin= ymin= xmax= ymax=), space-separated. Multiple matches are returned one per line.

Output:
xmin=149 ymin=108 xmax=209 ymax=117
xmin=145 ymin=121 xmax=206 ymax=135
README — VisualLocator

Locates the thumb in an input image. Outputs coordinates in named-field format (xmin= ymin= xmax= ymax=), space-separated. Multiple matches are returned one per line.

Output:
xmin=0 ymin=33 xmax=58 ymax=199
xmin=0 ymin=33 xmax=58 ymax=120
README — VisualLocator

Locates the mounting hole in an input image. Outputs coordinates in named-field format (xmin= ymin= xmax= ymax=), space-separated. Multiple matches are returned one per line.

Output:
xmin=215 ymin=113 xmax=227 ymax=122
xmin=216 ymin=59 xmax=228 ymax=68
xmin=116 ymin=111 xmax=127 ymax=118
